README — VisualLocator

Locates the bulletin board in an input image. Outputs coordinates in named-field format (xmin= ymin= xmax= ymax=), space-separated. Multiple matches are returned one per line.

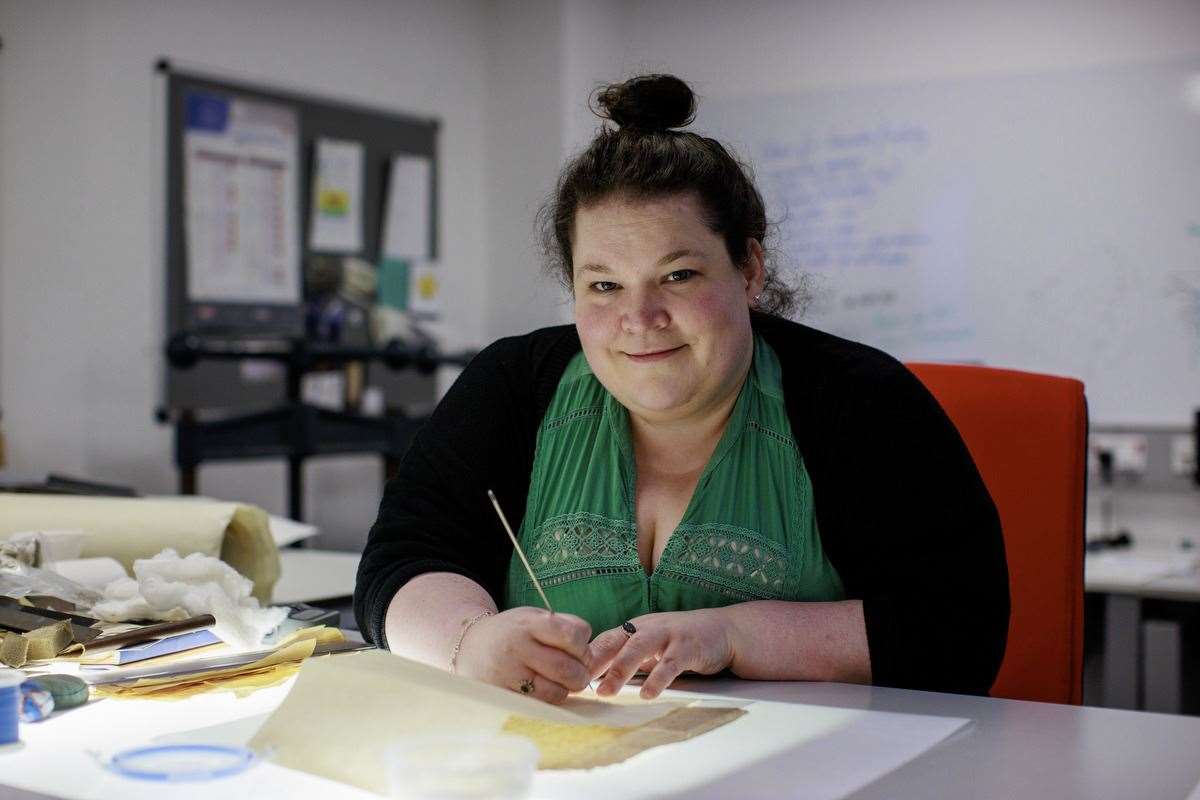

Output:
xmin=162 ymin=63 xmax=440 ymax=410
xmin=701 ymin=56 xmax=1200 ymax=425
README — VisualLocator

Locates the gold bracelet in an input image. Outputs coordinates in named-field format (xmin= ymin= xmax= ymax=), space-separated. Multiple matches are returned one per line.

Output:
xmin=449 ymin=610 xmax=494 ymax=674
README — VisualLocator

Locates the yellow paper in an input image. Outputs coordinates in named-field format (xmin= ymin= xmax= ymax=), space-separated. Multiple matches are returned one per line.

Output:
xmin=92 ymin=627 xmax=345 ymax=700
xmin=501 ymin=716 xmax=628 ymax=768
xmin=503 ymin=705 xmax=748 ymax=769
xmin=277 ymin=624 xmax=344 ymax=648
xmin=93 ymin=639 xmax=316 ymax=700
xmin=97 ymin=661 xmax=304 ymax=700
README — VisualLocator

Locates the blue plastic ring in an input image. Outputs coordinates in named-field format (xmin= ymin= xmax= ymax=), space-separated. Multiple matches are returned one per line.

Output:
xmin=109 ymin=744 xmax=257 ymax=782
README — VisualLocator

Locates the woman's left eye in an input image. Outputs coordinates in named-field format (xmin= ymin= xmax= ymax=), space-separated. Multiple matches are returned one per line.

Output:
xmin=665 ymin=269 xmax=696 ymax=283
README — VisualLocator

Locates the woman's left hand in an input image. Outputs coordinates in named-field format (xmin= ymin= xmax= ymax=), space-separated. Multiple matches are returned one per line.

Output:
xmin=587 ymin=608 xmax=735 ymax=700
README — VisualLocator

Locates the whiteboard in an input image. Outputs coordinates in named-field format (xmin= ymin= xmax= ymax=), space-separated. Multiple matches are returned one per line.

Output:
xmin=701 ymin=58 xmax=1200 ymax=425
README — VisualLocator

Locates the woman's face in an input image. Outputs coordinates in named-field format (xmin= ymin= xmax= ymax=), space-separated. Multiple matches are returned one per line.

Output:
xmin=571 ymin=193 xmax=765 ymax=424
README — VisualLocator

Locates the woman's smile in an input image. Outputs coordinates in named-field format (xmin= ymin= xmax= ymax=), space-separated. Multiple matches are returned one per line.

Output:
xmin=624 ymin=344 xmax=687 ymax=363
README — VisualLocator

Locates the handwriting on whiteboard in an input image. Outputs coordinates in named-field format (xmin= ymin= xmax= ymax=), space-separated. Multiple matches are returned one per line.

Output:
xmin=760 ymin=124 xmax=931 ymax=271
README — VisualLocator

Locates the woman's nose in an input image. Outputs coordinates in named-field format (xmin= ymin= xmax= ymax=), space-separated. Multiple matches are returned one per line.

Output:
xmin=620 ymin=290 xmax=670 ymax=334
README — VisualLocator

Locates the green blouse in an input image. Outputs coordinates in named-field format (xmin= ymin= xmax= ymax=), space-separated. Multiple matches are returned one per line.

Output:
xmin=503 ymin=334 xmax=844 ymax=635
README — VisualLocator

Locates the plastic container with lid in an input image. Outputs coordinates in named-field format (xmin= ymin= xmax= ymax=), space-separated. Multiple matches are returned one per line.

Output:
xmin=0 ymin=669 xmax=25 ymax=745
xmin=386 ymin=733 xmax=539 ymax=800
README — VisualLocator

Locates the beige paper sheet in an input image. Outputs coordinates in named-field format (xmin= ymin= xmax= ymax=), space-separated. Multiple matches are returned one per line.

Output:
xmin=249 ymin=651 xmax=746 ymax=794
xmin=0 ymin=494 xmax=279 ymax=602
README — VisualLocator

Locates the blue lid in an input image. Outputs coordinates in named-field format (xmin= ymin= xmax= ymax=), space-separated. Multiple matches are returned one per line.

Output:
xmin=108 ymin=744 xmax=257 ymax=782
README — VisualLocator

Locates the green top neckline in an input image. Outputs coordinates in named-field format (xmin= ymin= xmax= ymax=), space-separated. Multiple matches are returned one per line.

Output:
xmin=601 ymin=354 xmax=755 ymax=576
xmin=504 ymin=332 xmax=844 ymax=635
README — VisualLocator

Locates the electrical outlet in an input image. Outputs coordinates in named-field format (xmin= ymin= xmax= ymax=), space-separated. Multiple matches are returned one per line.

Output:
xmin=1089 ymin=433 xmax=1149 ymax=475
xmin=1170 ymin=434 xmax=1195 ymax=476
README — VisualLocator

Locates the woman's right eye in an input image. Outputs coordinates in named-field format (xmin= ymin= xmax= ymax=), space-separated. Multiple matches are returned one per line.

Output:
xmin=590 ymin=281 xmax=619 ymax=293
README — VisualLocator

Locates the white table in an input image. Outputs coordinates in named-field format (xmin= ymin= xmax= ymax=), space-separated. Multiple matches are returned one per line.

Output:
xmin=2 ymin=674 xmax=1199 ymax=799
xmin=273 ymin=549 xmax=359 ymax=605
xmin=1084 ymin=489 xmax=1200 ymax=711
xmin=669 ymin=677 xmax=1200 ymax=799
xmin=1085 ymin=546 xmax=1200 ymax=713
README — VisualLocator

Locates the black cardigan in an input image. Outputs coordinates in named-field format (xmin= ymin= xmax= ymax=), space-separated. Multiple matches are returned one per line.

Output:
xmin=354 ymin=313 xmax=1010 ymax=695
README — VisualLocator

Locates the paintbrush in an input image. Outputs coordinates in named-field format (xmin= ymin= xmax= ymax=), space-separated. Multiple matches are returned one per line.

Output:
xmin=487 ymin=489 xmax=596 ymax=692
xmin=488 ymin=490 xmax=553 ymax=611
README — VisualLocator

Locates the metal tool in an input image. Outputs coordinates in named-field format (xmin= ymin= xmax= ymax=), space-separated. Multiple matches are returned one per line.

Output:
xmin=0 ymin=603 xmax=100 ymax=643
xmin=0 ymin=598 xmax=100 ymax=628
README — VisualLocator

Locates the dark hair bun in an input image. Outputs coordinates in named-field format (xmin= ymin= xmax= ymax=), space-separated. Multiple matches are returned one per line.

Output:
xmin=594 ymin=74 xmax=696 ymax=132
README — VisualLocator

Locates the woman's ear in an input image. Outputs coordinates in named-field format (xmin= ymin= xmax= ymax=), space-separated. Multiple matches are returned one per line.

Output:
xmin=742 ymin=239 xmax=766 ymax=303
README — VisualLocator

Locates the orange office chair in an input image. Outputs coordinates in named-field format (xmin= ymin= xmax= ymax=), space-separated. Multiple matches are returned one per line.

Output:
xmin=906 ymin=363 xmax=1087 ymax=705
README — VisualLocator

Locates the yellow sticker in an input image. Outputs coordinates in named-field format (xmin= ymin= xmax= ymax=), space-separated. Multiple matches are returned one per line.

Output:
xmin=417 ymin=272 xmax=439 ymax=300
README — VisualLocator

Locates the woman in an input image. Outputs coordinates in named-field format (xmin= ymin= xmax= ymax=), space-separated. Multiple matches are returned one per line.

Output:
xmin=353 ymin=75 xmax=1009 ymax=704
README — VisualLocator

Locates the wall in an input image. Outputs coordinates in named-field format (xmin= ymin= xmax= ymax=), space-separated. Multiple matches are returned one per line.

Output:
xmin=559 ymin=0 xmax=629 ymax=160
xmin=0 ymin=0 xmax=492 ymax=547
xmin=0 ymin=2 xmax=92 ymax=478
xmin=2 ymin=1 xmax=1199 ymax=545
xmin=482 ymin=0 xmax=570 ymax=339
xmin=621 ymin=0 xmax=1200 ymax=95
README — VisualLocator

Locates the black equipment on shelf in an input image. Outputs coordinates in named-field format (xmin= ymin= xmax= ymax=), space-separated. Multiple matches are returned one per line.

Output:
xmin=161 ymin=332 xmax=474 ymax=524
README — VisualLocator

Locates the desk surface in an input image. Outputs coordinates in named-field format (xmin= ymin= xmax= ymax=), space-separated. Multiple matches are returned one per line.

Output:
xmin=1084 ymin=490 xmax=1200 ymax=600
xmin=1085 ymin=547 xmax=1200 ymax=600
xmin=273 ymin=548 xmax=359 ymax=605
xmin=672 ymin=678 xmax=1200 ymax=799
xmin=3 ymin=671 xmax=1199 ymax=800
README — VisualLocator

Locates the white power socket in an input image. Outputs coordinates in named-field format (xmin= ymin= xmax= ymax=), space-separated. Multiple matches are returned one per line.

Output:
xmin=1170 ymin=434 xmax=1196 ymax=476
xmin=1089 ymin=433 xmax=1149 ymax=475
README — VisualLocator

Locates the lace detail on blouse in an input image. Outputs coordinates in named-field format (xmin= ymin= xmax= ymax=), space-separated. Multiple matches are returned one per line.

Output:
xmin=521 ymin=514 xmax=792 ymax=601
xmin=658 ymin=524 xmax=791 ymax=601
xmin=526 ymin=512 xmax=639 ymax=584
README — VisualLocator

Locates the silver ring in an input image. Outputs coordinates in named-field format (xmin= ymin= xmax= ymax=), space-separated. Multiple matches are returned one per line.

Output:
xmin=622 ymin=621 xmax=637 ymax=637
xmin=517 ymin=678 xmax=535 ymax=695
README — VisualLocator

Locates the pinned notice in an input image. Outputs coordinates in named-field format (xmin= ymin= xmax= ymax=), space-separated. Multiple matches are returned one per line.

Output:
xmin=183 ymin=90 xmax=300 ymax=304
xmin=309 ymin=138 xmax=364 ymax=253
xmin=382 ymin=154 xmax=432 ymax=260
xmin=409 ymin=262 xmax=442 ymax=319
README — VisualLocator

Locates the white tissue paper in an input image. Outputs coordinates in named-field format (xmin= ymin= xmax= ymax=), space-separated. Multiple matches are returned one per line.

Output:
xmin=89 ymin=549 xmax=288 ymax=649
xmin=48 ymin=557 xmax=128 ymax=592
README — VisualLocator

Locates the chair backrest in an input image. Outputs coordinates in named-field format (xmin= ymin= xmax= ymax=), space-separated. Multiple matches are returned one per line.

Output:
xmin=906 ymin=362 xmax=1087 ymax=705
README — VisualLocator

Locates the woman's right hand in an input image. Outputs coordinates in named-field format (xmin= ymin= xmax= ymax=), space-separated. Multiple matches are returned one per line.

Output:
xmin=453 ymin=606 xmax=592 ymax=704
